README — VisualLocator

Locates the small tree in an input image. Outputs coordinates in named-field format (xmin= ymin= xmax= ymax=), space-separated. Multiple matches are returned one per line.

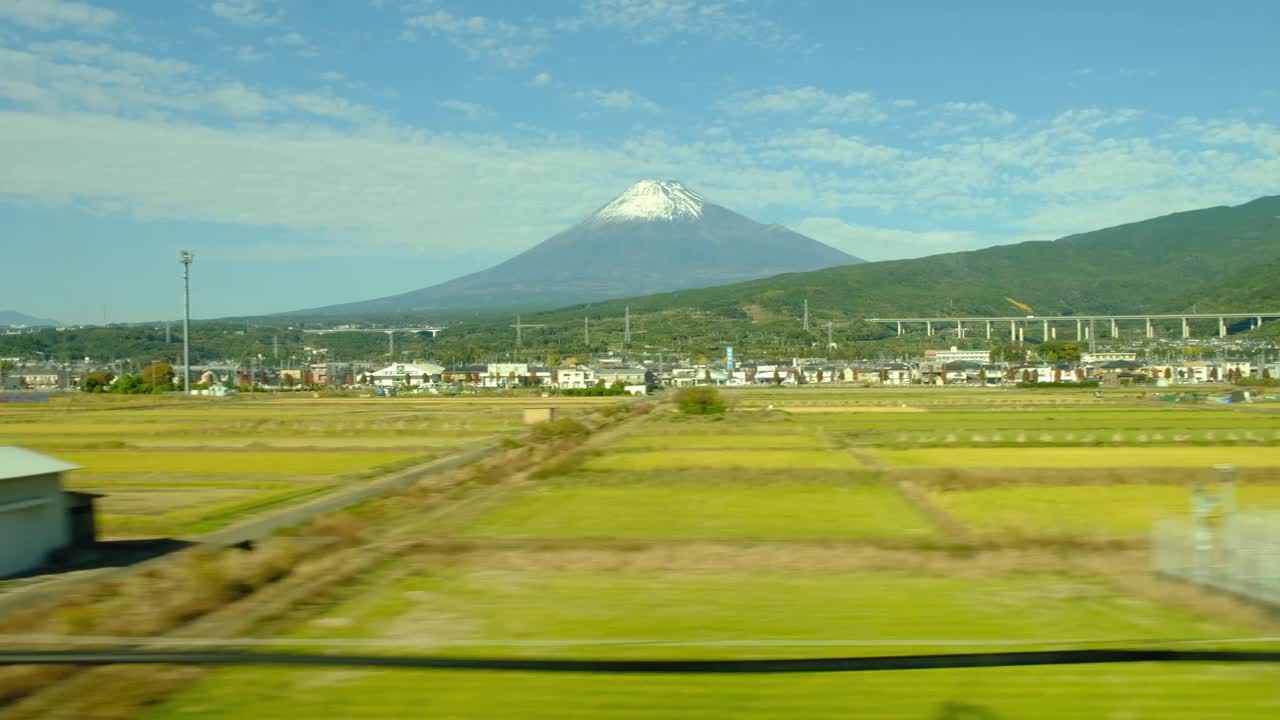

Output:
xmin=675 ymin=386 xmax=725 ymax=415
xmin=141 ymin=362 xmax=173 ymax=388
xmin=81 ymin=370 xmax=114 ymax=393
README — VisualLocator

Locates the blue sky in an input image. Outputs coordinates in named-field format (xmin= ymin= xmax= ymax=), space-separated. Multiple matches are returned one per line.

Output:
xmin=1 ymin=0 xmax=1278 ymax=324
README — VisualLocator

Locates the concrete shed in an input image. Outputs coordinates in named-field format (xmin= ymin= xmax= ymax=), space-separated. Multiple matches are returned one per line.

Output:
xmin=0 ymin=446 xmax=79 ymax=577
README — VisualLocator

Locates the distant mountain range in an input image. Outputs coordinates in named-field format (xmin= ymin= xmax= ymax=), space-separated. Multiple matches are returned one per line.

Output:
xmin=548 ymin=194 xmax=1280 ymax=324
xmin=296 ymin=180 xmax=861 ymax=317
xmin=0 ymin=311 xmax=59 ymax=328
xmin=389 ymin=194 xmax=1280 ymax=358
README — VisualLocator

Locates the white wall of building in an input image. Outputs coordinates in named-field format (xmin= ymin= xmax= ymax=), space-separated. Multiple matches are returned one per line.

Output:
xmin=0 ymin=473 xmax=70 ymax=577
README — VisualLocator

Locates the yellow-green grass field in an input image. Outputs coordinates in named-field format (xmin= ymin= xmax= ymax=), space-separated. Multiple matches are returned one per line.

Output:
xmin=124 ymin=386 xmax=1280 ymax=718
xmin=583 ymin=449 xmax=860 ymax=471
xmin=0 ymin=394 xmax=622 ymax=538
xmin=615 ymin=433 xmax=825 ymax=450
xmin=874 ymin=446 xmax=1280 ymax=468
xmin=463 ymin=481 xmax=934 ymax=540
xmin=145 ymin=564 xmax=1280 ymax=720
xmin=56 ymin=450 xmax=421 ymax=475
xmin=929 ymin=484 xmax=1280 ymax=539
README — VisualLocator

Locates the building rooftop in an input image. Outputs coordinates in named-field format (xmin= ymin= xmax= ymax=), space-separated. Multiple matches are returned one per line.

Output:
xmin=0 ymin=446 xmax=79 ymax=482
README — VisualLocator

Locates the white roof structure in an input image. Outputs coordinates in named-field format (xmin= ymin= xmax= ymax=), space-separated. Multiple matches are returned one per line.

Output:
xmin=0 ymin=446 xmax=79 ymax=482
xmin=371 ymin=363 xmax=439 ymax=377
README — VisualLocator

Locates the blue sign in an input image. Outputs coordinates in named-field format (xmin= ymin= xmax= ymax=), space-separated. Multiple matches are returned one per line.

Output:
xmin=726 ymin=345 xmax=734 ymax=372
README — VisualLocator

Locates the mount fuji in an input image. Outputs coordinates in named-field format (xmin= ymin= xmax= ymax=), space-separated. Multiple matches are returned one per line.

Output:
xmin=301 ymin=180 xmax=862 ymax=316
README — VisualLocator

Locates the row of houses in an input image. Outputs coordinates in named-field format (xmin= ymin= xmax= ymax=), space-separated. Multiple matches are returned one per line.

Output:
xmin=365 ymin=363 xmax=651 ymax=392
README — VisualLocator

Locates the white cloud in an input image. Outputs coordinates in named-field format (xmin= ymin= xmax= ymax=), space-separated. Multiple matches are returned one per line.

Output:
xmin=580 ymin=88 xmax=659 ymax=112
xmin=437 ymin=98 xmax=490 ymax=120
xmin=583 ymin=0 xmax=786 ymax=45
xmin=403 ymin=9 xmax=544 ymax=67
xmin=529 ymin=71 xmax=551 ymax=87
xmin=0 ymin=0 xmax=115 ymax=32
xmin=271 ymin=31 xmax=317 ymax=57
xmin=231 ymin=45 xmax=269 ymax=63
xmin=731 ymin=86 xmax=886 ymax=123
xmin=210 ymin=0 xmax=280 ymax=27
xmin=29 ymin=40 xmax=191 ymax=77
xmin=1 ymin=40 xmax=1277 ymax=270
xmin=792 ymin=218 xmax=991 ymax=261
xmin=0 ymin=42 xmax=379 ymax=125
xmin=893 ymin=99 xmax=917 ymax=108
xmin=208 ymin=82 xmax=276 ymax=117
xmin=319 ymin=70 xmax=344 ymax=83
xmin=765 ymin=129 xmax=900 ymax=167
xmin=940 ymin=101 xmax=1017 ymax=126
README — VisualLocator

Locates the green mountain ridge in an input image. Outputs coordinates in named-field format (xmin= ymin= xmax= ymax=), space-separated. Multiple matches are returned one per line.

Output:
xmin=543 ymin=195 xmax=1280 ymax=324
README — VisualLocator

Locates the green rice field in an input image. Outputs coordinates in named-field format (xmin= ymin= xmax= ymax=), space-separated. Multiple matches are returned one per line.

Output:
xmin=464 ymin=481 xmax=934 ymax=539
xmin=0 ymin=394 xmax=619 ymax=537
xmin=14 ymin=385 xmax=1278 ymax=717
xmin=145 ymin=563 xmax=1280 ymax=719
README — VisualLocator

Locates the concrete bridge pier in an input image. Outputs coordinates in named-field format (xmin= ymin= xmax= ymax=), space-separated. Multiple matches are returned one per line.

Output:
xmin=1145 ymin=318 xmax=1154 ymax=338
xmin=926 ymin=321 xmax=933 ymax=336
xmin=1182 ymin=317 xmax=1190 ymax=339
xmin=896 ymin=321 xmax=903 ymax=336
xmin=1219 ymin=317 xmax=1227 ymax=338
xmin=1010 ymin=320 xmax=1016 ymax=342
xmin=1042 ymin=320 xmax=1049 ymax=339
xmin=1111 ymin=319 xmax=1118 ymax=337
xmin=985 ymin=320 xmax=992 ymax=339
xmin=1257 ymin=316 xmax=1264 ymax=329
xmin=1051 ymin=327 xmax=1057 ymax=339
xmin=957 ymin=320 xmax=964 ymax=339
xmin=1076 ymin=319 xmax=1083 ymax=340
xmin=1019 ymin=325 xmax=1025 ymax=343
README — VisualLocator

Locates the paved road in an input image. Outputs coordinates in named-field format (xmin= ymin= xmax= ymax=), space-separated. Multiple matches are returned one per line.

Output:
xmin=194 ymin=443 xmax=498 ymax=546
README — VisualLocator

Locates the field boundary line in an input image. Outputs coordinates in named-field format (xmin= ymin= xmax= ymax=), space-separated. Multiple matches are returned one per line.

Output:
xmin=891 ymin=479 xmax=972 ymax=541
xmin=191 ymin=442 xmax=498 ymax=546
xmin=3 ymin=648 xmax=1279 ymax=673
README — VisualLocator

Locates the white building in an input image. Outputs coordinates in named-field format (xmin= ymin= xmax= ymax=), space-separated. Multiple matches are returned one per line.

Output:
xmin=927 ymin=347 xmax=992 ymax=363
xmin=1083 ymin=352 xmax=1138 ymax=363
xmin=0 ymin=447 xmax=79 ymax=577
xmin=371 ymin=363 xmax=436 ymax=388
xmin=553 ymin=367 xmax=596 ymax=389
xmin=594 ymin=367 xmax=649 ymax=386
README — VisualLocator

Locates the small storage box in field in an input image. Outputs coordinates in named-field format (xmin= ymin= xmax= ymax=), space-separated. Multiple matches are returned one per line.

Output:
xmin=523 ymin=407 xmax=557 ymax=425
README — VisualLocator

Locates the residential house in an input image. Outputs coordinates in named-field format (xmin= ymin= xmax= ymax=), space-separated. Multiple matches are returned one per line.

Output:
xmin=594 ymin=366 xmax=651 ymax=387
xmin=553 ymin=366 xmax=596 ymax=389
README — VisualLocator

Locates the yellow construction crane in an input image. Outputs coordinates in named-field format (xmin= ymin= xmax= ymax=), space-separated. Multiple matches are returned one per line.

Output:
xmin=1006 ymin=297 xmax=1035 ymax=317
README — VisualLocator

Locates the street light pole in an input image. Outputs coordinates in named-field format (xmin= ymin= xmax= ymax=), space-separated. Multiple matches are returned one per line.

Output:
xmin=179 ymin=250 xmax=194 ymax=395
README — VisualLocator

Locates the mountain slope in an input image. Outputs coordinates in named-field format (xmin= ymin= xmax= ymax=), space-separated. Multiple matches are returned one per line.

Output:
xmin=299 ymin=180 xmax=860 ymax=316
xmin=539 ymin=195 xmax=1280 ymax=324
xmin=0 ymin=310 xmax=60 ymax=327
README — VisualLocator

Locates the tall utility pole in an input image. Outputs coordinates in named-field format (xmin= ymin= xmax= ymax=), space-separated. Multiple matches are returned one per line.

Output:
xmin=584 ymin=316 xmax=590 ymax=347
xmin=511 ymin=315 xmax=544 ymax=351
xmin=386 ymin=331 xmax=395 ymax=359
xmin=624 ymin=306 xmax=632 ymax=346
xmin=803 ymin=299 xmax=809 ymax=331
xmin=178 ymin=250 xmax=193 ymax=395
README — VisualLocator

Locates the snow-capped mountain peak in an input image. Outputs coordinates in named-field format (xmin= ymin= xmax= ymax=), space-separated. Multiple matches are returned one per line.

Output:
xmin=587 ymin=180 xmax=706 ymax=224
